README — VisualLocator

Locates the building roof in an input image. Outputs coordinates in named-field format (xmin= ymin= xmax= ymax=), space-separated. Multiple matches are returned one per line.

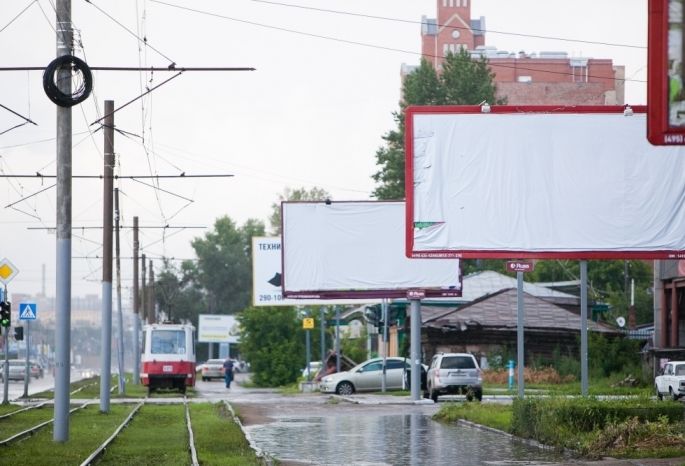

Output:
xmin=423 ymin=288 xmax=615 ymax=333
xmin=461 ymin=270 xmax=579 ymax=303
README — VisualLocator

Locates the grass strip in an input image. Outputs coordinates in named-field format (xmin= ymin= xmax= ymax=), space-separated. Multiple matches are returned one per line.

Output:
xmin=0 ymin=403 xmax=55 ymax=440
xmin=0 ymin=404 xmax=26 ymax=417
xmin=191 ymin=402 xmax=261 ymax=466
xmin=0 ymin=404 xmax=134 ymax=465
xmin=96 ymin=404 xmax=190 ymax=465
xmin=433 ymin=402 xmax=513 ymax=432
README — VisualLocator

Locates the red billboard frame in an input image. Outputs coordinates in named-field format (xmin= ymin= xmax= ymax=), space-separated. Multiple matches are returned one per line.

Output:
xmin=648 ymin=0 xmax=685 ymax=145
xmin=403 ymin=104 xmax=685 ymax=260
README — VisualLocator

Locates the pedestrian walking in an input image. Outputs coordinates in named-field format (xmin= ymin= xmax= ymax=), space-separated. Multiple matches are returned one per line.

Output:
xmin=223 ymin=357 xmax=234 ymax=389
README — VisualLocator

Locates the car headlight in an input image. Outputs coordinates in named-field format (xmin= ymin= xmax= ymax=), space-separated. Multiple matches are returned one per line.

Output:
xmin=322 ymin=376 xmax=332 ymax=383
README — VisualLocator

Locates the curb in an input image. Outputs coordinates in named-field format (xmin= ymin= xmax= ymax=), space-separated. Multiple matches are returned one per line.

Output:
xmin=223 ymin=400 xmax=275 ymax=466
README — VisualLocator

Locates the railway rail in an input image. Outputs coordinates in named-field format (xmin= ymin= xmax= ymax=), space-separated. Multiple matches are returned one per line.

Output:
xmin=0 ymin=402 xmax=90 ymax=446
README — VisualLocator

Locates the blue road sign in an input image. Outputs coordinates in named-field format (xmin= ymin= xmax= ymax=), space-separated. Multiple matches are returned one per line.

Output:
xmin=19 ymin=302 xmax=37 ymax=320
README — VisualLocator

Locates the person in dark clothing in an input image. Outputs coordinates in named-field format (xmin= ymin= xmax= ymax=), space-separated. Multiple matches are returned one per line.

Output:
xmin=223 ymin=358 xmax=234 ymax=388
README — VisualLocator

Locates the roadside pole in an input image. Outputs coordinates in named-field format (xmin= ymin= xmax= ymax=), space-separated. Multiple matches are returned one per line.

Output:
xmin=114 ymin=188 xmax=125 ymax=394
xmin=381 ymin=299 xmax=388 ymax=393
xmin=409 ymin=296 xmax=422 ymax=401
xmin=320 ymin=307 xmax=325 ymax=363
xmin=516 ymin=271 xmax=525 ymax=398
xmin=580 ymin=261 xmax=589 ymax=396
xmin=335 ymin=306 xmax=340 ymax=373
xmin=22 ymin=320 xmax=30 ymax=399
xmin=2 ymin=284 xmax=8 ymax=404
xmin=99 ymin=100 xmax=114 ymax=413
xmin=132 ymin=217 xmax=140 ymax=384
xmin=54 ymin=0 xmax=73 ymax=442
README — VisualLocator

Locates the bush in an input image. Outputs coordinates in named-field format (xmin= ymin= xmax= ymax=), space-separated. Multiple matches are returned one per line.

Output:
xmin=511 ymin=397 xmax=684 ymax=449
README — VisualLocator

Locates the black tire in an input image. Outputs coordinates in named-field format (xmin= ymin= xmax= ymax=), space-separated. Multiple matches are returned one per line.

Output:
xmin=656 ymin=385 xmax=663 ymax=401
xmin=430 ymin=386 xmax=438 ymax=403
xmin=465 ymin=390 xmax=474 ymax=402
xmin=42 ymin=55 xmax=93 ymax=107
xmin=201 ymin=377 xmax=206 ymax=382
xmin=335 ymin=381 xmax=354 ymax=396
xmin=670 ymin=387 xmax=678 ymax=401
xmin=475 ymin=389 xmax=483 ymax=402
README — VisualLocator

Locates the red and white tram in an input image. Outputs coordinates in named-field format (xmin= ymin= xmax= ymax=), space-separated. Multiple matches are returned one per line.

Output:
xmin=140 ymin=322 xmax=196 ymax=394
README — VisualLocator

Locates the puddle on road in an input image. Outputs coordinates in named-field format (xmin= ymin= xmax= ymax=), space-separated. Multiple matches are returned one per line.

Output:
xmin=246 ymin=413 xmax=565 ymax=466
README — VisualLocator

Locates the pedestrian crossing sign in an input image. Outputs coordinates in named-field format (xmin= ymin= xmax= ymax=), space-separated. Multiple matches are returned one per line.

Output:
xmin=19 ymin=303 xmax=37 ymax=320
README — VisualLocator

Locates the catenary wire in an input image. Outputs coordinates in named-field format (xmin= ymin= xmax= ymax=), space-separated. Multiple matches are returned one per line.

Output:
xmin=150 ymin=0 xmax=646 ymax=83
xmin=0 ymin=0 xmax=38 ymax=35
xmin=249 ymin=0 xmax=646 ymax=49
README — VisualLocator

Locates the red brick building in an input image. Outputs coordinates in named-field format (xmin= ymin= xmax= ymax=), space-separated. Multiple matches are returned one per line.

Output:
xmin=415 ymin=0 xmax=624 ymax=105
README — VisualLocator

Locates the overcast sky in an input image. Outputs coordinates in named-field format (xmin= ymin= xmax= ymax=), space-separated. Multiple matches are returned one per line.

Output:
xmin=0 ymin=0 xmax=647 ymax=301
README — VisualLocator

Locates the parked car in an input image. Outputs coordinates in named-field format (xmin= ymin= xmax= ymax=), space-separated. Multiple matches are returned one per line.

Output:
xmin=200 ymin=359 xmax=225 ymax=381
xmin=0 ymin=359 xmax=29 ymax=382
xmin=655 ymin=360 xmax=685 ymax=400
xmin=426 ymin=352 xmax=483 ymax=402
xmin=320 ymin=357 xmax=416 ymax=395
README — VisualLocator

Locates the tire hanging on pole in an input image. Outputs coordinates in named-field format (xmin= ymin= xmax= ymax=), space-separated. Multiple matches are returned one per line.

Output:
xmin=43 ymin=55 xmax=93 ymax=107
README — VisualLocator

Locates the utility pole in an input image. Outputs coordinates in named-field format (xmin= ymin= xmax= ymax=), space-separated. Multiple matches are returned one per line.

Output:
xmin=99 ymin=100 xmax=114 ymax=413
xmin=132 ymin=217 xmax=140 ymax=384
xmin=141 ymin=254 xmax=147 ymax=325
xmin=114 ymin=188 xmax=125 ymax=394
xmin=54 ymin=0 xmax=73 ymax=442
xmin=148 ymin=260 xmax=155 ymax=324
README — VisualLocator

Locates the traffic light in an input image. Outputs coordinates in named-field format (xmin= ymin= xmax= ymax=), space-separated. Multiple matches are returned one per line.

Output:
xmin=0 ymin=301 xmax=10 ymax=328
xmin=13 ymin=326 xmax=23 ymax=341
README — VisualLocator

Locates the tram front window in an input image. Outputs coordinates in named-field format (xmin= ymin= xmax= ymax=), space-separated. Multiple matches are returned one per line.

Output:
xmin=151 ymin=330 xmax=186 ymax=355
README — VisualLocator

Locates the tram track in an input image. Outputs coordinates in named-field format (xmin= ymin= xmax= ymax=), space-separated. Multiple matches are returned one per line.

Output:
xmin=78 ymin=401 xmax=144 ymax=466
xmin=0 ymin=402 xmax=90 ymax=446
xmin=0 ymin=401 xmax=49 ymax=421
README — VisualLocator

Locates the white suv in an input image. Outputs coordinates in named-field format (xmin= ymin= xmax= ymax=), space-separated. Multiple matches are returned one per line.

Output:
xmin=426 ymin=353 xmax=482 ymax=402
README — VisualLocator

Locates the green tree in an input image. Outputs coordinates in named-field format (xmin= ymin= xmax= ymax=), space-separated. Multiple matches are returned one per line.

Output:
xmin=237 ymin=306 xmax=304 ymax=386
xmin=189 ymin=216 xmax=265 ymax=314
xmin=268 ymin=186 xmax=331 ymax=235
xmin=155 ymin=259 xmax=205 ymax=324
xmin=372 ymin=50 xmax=505 ymax=200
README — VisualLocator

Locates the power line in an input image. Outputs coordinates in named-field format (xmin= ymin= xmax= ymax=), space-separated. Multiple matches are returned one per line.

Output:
xmin=84 ymin=0 xmax=177 ymax=66
xmin=0 ymin=0 xmax=38 ymax=35
xmin=0 ymin=66 xmax=256 ymax=71
xmin=249 ymin=0 xmax=646 ymax=50
xmin=0 ymin=174 xmax=234 ymax=179
xmin=151 ymin=0 xmax=646 ymax=84
xmin=28 ymin=225 xmax=206 ymax=229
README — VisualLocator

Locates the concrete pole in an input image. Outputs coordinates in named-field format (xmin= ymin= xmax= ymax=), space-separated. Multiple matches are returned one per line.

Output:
xmin=54 ymin=0 xmax=73 ymax=442
xmin=335 ymin=306 xmax=340 ymax=373
xmin=141 ymin=254 xmax=147 ymax=325
xmin=409 ymin=299 xmax=422 ymax=401
xmin=320 ymin=307 xmax=325 ymax=363
xmin=381 ymin=299 xmax=388 ymax=393
xmin=148 ymin=260 xmax=155 ymax=324
xmin=114 ymin=188 xmax=125 ymax=394
xmin=580 ymin=261 xmax=589 ymax=396
xmin=99 ymin=100 xmax=114 ymax=413
xmin=132 ymin=217 xmax=140 ymax=384
xmin=517 ymin=271 xmax=525 ymax=398
xmin=2 ymin=286 xmax=7 ymax=404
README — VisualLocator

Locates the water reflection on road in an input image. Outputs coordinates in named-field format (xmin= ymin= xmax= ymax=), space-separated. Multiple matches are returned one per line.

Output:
xmin=246 ymin=412 xmax=564 ymax=466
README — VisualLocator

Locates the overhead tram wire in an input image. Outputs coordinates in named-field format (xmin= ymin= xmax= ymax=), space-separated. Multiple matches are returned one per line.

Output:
xmin=0 ymin=0 xmax=38 ymax=35
xmin=0 ymin=174 xmax=234 ymax=179
xmin=249 ymin=0 xmax=646 ymax=50
xmin=149 ymin=0 xmax=646 ymax=84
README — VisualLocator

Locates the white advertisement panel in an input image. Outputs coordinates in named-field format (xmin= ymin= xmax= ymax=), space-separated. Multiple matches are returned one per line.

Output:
xmin=407 ymin=106 xmax=685 ymax=259
xmin=282 ymin=201 xmax=462 ymax=299
xmin=198 ymin=314 xmax=239 ymax=344
xmin=252 ymin=237 xmax=381 ymax=306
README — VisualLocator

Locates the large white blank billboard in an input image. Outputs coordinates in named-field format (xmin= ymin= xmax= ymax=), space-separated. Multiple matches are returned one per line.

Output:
xmin=251 ymin=236 xmax=381 ymax=306
xmin=406 ymin=105 xmax=685 ymax=260
xmin=282 ymin=201 xmax=462 ymax=299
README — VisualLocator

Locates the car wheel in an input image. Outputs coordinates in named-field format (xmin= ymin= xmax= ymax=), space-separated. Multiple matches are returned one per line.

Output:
xmin=335 ymin=381 xmax=354 ymax=396
xmin=430 ymin=387 xmax=438 ymax=403
xmin=670 ymin=387 xmax=679 ymax=401
xmin=202 ymin=377 xmax=206 ymax=382
xmin=474 ymin=389 xmax=483 ymax=402
xmin=465 ymin=390 xmax=474 ymax=402
xmin=656 ymin=385 xmax=663 ymax=401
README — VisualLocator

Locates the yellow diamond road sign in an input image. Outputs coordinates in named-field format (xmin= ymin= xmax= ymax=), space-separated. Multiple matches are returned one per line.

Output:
xmin=0 ymin=258 xmax=18 ymax=285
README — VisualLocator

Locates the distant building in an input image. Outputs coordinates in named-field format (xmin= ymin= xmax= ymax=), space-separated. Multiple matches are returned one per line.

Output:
xmin=410 ymin=0 xmax=624 ymax=105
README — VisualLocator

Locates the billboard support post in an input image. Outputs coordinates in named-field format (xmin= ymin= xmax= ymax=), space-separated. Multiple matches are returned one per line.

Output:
xmin=581 ymin=261 xmax=589 ymax=396
xmin=516 ymin=271 xmax=525 ymax=398
xmin=335 ymin=306 xmax=341 ymax=373
xmin=410 ymin=299 xmax=422 ymax=402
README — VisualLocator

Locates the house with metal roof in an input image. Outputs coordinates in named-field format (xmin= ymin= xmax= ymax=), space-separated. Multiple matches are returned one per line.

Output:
xmin=421 ymin=288 xmax=617 ymax=367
